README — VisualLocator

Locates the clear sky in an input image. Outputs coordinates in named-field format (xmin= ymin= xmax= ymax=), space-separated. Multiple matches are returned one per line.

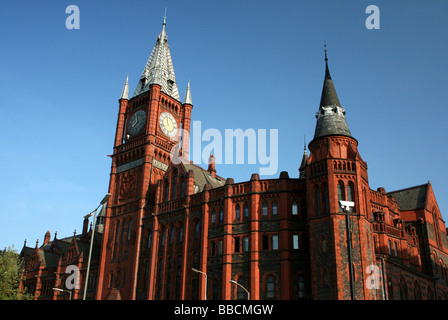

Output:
xmin=1 ymin=0 xmax=447 ymax=251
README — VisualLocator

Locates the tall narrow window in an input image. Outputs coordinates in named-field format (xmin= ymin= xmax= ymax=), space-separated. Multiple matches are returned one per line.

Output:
xmin=292 ymin=202 xmax=298 ymax=215
xmin=211 ymin=211 xmax=216 ymax=224
xmin=243 ymin=205 xmax=249 ymax=219
xmin=272 ymin=235 xmax=279 ymax=250
xmin=298 ymin=276 xmax=306 ymax=299
xmin=235 ymin=205 xmax=240 ymax=220
xmin=161 ymin=229 xmax=166 ymax=246
xmin=179 ymin=225 xmax=183 ymax=243
xmin=272 ymin=202 xmax=278 ymax=216
xmin=262 ymin=202 xmax=268 ymax=216
xmin=127 ymin=220 xmax=132 ymax=241
xmin=243 ymin=237 xmax=249 ymax=252
xmin=172 ymin=171 xmax=178 ymax=199
xmin=147 ymin=231 xmax=152 ymax=248
xmin=237 ymin=277 xmax=246 ymax=300
xmin=293 ymin=234 xmax=299 ymax=250
xmin=219 ymin=209 xmax=224 ymax=223
xmin=315 ymin=186 xmax=322 ymax=216
xmin=337 ymin=181 xmax=345 ymax=212
xmin=180 ymin=179 xmax=185 ymax=198
xmin=164 ymin=182 xmax=169 ymax=202
xmin=266 ymin=275 xmax=275 ymax=299
xmin=194 ymin=221 xmax=200 ymax=240
xmin=324 ymin=184 xmax=330 ymax=214
xmin=347 ymin=182 xmax=355 ymax=212
xmin=170 ymin=227 xmax=175 ymax=245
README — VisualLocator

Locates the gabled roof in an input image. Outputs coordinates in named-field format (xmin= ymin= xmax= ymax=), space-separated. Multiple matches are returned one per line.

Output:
xmin=133 ymin=18 xmax=180 ymax=100
xmin=388 ymin=183 xmax=428 ymax=211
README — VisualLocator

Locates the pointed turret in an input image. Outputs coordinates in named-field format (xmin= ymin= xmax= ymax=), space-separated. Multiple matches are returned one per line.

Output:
xmin=120 ymin=75 xmax=129 ymax=100
xmin=299 ymin=145 xmax=308 ymax=179
xmin=183 ymin=80 xmax=192 ymax=105
xmin=133 ymin=13 xmax=180 ymax=100
xmin=313 ymin=47 xmax=353 ymax=141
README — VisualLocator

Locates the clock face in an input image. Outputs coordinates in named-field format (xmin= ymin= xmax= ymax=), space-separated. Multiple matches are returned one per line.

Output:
xmin=128 ymin=110 xmax=146 ymax=136
xmin=159 ymin=112 xmax=178 ymax=138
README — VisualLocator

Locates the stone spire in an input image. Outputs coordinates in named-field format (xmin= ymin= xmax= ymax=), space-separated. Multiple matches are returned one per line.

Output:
xmin=299 ymin=139 xmax=308 ymax=179
xmin=313 ymin=46 xmax=353 ymax=141
xmin=133 ymin=12 xmax=180 ymax=100
xmin=120 ymin=75 xmax=129 ymax=100
xmin=183 ymin=80 xmax=192 ymax=105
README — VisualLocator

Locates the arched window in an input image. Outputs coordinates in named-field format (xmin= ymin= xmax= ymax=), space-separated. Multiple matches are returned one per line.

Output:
xmin=194 ymin=221 xmax=200 ymax=240
xmin=298 ymin=276 xmax=306 ymax=299
xmin=236 ymin=277 xmax=247 ymax=300
xmin=262 ymin=202 xmax=268 ymax=216
xmin=127 ymin=220 xmax=132 ymax=241
xmin=211 ymin=210 xmax=216 ymax=225
xmin=164 ymin=181 xmax=169 ymax=202
xmin=243 ymin=204 xmax=249 ymax=219
xmin=347 ymin=182 xmax=355 ymax=212
xmin=219 ymin=209 xmax=224 ymax=223
xmin=399 ymin=276 xmax=408 ymax=300
xmin=172 ymin=171 xmax=178 ymax=199
xmin=235 ymin=204 xmax=240 ymax=220
xmin=337 ymin=181 xmax=345 ymax=212
xmin=324 ymin=183 xmax=330 ymax=214
xmin=266 ymin=275 xmax=275 ymax=299
xmin=180 ymin=179 xmax=185 ymax=198
xmin=413 ymin=281 xmax=422 ymax=300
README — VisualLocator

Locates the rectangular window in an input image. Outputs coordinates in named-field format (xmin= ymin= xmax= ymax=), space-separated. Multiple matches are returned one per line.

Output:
xmin=272 ymin=235 xmax=278 ymax=250
xmin=292 ymin=202 xmax=298 ymax=215
xmin=243 ymin=237 xmax=249 ymax=252
xmin=293 ymin=234 xmax=299 ymax=250
xmin=234 ymin=237 xmax=240 ymax=253
xmin=394 ymin=241 xmax=398 ymax=256
xmin=262 ymin=235 xmax=269 ymax=250
xmin=218 ymin=240 xmax=223 ymax=255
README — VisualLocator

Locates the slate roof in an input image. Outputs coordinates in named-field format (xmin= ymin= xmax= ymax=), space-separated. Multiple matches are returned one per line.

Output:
xmin=388 ymin=184 xmax=428 ymax=211
xmin=180 ymin=159 xmax=226 ymax=193
xmin=133 ymin=19 xmax=180 ymax=100
xmin=313 ymin=53 xmax=353 ymax=141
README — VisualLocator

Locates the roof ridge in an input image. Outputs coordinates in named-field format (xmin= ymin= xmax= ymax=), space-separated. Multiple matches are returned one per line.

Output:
xmin=387 ymin=183 xmax=428 ymax=194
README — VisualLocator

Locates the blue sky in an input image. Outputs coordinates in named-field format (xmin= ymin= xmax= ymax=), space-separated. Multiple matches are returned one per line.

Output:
xmin=1 ymin=0 xmax=447 ymax=250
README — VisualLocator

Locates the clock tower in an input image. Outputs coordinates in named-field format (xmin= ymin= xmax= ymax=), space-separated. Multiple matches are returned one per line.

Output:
xmin=96 ymin=17 xmax=193 ymax=300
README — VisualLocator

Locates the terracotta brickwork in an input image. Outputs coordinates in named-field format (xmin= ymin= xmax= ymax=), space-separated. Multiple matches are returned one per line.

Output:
xmin=19 ymin=23 xmax=448 ymax=300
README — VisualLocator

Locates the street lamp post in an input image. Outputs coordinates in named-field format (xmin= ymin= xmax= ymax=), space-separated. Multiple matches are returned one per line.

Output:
xmin=82 ymin=193 xmax=111 ymax=300
xmin=53 ymin=287 xmax=72 ymax=300
xmin=229 ymin=280 xmax=250 ymax=300
xmin=340 ymin=200 xmax=355 ymax=300
xmin=192 ymin=268 xmax=207 ymax=300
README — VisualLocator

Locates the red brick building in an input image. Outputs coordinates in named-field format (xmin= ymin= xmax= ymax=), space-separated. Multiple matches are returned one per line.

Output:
xmin=20 ymin=19 xmax=448 ymax=300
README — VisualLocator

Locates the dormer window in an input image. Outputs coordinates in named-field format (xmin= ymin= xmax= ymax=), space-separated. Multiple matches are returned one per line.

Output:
xmin=167 ymin=80 xmax=174 ymax=93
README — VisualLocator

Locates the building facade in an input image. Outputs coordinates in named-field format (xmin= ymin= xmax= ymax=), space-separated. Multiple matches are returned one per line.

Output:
xmin=20 ymin=19 xmax=448 ymax=300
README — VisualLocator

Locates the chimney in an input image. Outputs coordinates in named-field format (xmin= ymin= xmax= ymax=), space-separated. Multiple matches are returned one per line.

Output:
xmin=208 ymin=154 xmax=216 ymax=178
xmin=43 ymin=231 xmax=51 ymax=245
xmin=82 ymin=216 xmax=89 ymax=235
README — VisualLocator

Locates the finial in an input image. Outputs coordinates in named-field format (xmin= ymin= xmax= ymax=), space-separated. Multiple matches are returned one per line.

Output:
xmin=304 ymin=135 xmax=307 ymax=151
xmin=163 ymin=7 xmax=167 ymax=25
xmin=324 ymin=41 xmax=328 ymax=62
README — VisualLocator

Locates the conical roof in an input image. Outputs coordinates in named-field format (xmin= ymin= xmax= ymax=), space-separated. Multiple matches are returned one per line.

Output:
xmin=313 ymin=50 xmax=353 ymax=141
xmin=133 ymin=17 xmax=180 ymax=100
